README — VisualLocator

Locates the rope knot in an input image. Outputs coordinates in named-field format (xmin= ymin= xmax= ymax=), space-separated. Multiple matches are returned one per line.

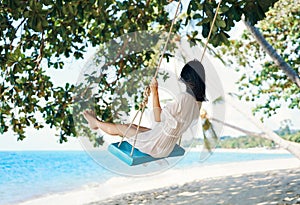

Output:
xmin=200 ymin=109 xmax=207 ymax=119
xmin=138 ymin=86 xmax=151 ymax=110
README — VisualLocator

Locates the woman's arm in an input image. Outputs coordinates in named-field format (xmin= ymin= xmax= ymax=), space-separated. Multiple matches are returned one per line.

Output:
xmin=150 ymin=78 xmax=162 ymax=122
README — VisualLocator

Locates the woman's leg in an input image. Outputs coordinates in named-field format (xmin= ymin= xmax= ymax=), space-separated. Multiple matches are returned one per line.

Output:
xmin=83 ymin=110 xmax=151 ymax=137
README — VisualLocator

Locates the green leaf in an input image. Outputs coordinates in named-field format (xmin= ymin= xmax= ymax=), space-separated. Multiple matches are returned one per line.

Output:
xmin=216 ymin=19 xmax=226 ymax=28
xmin=0 ymin=0 xmax=282 ymax=145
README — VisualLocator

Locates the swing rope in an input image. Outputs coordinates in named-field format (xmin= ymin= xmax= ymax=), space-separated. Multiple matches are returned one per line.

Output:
xmin=117 ymin=0 xmax=183 ymax=154
xmin=200 ymin=0 xmax=222 ymax=62
xmin=153 ymin=0 xmax=183 ymax=79
xmin=118 ymin=0 xmax=223 ymax=156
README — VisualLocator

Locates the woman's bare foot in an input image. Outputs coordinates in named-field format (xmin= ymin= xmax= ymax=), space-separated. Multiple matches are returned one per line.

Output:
xmin=83 ymin=110 xmax=101 ymax=130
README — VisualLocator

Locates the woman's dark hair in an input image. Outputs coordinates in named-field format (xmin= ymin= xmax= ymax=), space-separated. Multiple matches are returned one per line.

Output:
xmin=180 ymin=60 xmax=206 ymax=102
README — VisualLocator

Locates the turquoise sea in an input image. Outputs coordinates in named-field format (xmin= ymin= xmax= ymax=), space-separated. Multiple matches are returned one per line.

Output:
xmin=0 ymin=150 xmax=294 ymax=205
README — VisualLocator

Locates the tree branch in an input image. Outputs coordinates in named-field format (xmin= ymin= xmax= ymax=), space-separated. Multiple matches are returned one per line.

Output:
xmin=244 ymin=20 xmax=300 ymax=88
xmin=9 ymin=18 xmax=26 ymax=51
xmin=34 ymin=32 xmax=45 ymax=71
xmin=209 ymin=117 xmax=265 ymax=139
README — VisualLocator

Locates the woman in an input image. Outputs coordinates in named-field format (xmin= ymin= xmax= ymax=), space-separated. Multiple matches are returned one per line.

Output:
xmin=83 ymin=59 xmax=206 ymax=158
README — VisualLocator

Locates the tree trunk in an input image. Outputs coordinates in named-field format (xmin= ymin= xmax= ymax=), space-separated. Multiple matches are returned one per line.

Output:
xmin=210 ymin=117 xmax=300 ymax=160
xmin=219 ymin=97 xmax=300 ymax=160
xmin=244 ymin=20 xmax=300 ymax=88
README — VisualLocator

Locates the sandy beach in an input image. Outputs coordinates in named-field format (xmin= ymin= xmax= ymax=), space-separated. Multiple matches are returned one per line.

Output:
xmin=16 ymin=157 xmax=300 ymax=205
xmin=95 ymin=168 xmax=300 ymax=205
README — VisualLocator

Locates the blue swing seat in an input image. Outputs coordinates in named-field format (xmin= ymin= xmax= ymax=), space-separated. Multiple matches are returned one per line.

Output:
xmin=108 ymin=141 xmax=185 ymax=166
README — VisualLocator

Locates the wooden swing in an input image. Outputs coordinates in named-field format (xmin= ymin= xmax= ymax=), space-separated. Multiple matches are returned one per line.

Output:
xmin=108 ymin=0 xmax=222 ymax=166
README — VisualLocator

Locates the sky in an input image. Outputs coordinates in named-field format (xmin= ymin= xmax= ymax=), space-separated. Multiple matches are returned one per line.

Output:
xmin=0 ymin=19 xmax=299 ymax=151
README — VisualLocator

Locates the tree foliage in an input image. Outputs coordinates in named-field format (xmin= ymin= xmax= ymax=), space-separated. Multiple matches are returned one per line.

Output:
xmin=217 ymin=135 xmax=274 ymax=149
xmin=283 ymin=132 xmax=300 ymax=143
xmin=0 ymin=0 xmax=278 ymax=143
xmin=219 ymin=0 xmax=300 ymax=117
xmin=217 ymin=129 xmax=300 ymax=149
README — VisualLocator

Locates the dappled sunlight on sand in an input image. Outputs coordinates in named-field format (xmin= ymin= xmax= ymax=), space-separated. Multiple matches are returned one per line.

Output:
xmin=93 ymin=168 xmax=300 ymax=205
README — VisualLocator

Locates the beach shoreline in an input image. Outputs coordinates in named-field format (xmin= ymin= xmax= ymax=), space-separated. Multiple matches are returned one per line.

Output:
xmin=15 ymin=157 xmax=300 ymax=205
xmin=190 ymin=147 xmax=291 ymax=154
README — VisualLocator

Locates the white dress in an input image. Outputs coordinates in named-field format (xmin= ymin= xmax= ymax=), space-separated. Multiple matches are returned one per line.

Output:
xmin=127 ymin=92 xmax=201 ymax=158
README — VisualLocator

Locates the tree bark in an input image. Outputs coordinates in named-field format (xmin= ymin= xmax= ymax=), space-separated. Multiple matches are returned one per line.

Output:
xmin=210 ymin=116 xmax=300 ymax=160
xmin=218 ymin=97 xmax=300 ymax=160
xmin=244 ymin=20 xmax=300 ymax=88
